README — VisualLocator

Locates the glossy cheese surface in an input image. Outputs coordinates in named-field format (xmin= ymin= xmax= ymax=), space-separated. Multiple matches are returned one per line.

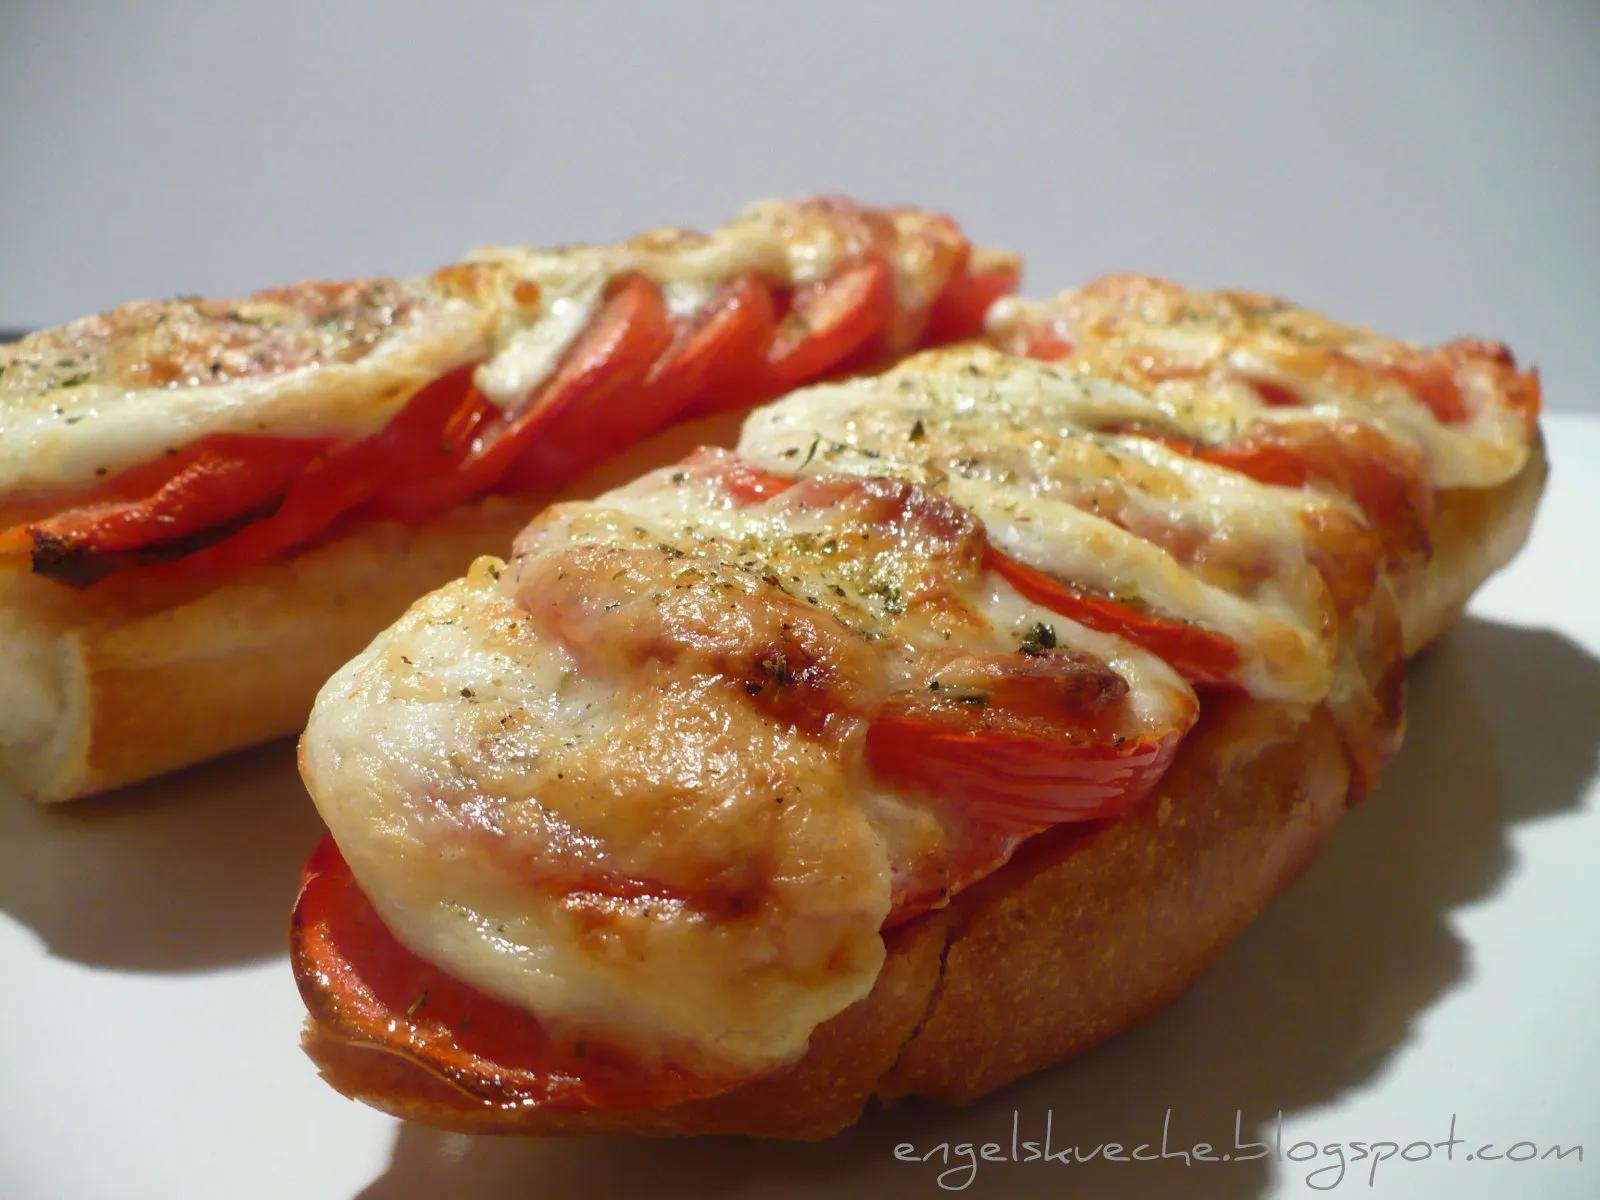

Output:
xmin=987 ymin=275 xmax=1537 ymax=490
xmin=0 ymin=199 xmax=976 ymax=497
xmin=0 ymin=272 xmax=498 ymax=495
xmin=739 ymin=348 xmax=1354 ymax=703
xmin=301 ymin=446 xmax=1192 ymax=1074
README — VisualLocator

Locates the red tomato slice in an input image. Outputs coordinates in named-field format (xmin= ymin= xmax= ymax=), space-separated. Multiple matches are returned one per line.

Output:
xmin=1380 ymin=338 xmax=1540 ymax=429
xmin=984 ymin=545 xmax=1240 ymax=686
xmin=669 ymin=274 xmax=781 ymax=418
xmin=867 ymin=642 xmax=1194 ymax=829
xmin=130 ymin=364 xmax=482 ymax=581
xmin=711 ymin=460 xmax=1237 ymax=684
xmin=757 ymin=255 xmax=895 ymax=396
xmin=1381 ymin=355 xmax=1470 ymax=424
xmin=999 ymin=316 xmax=1073 ymax=362
xmin=715 ymin=458 xmax=798 ymax=505
xmin=867 ymin=713 xmax=1185 ymax=831
xmin=376 ymin=275 xmax=674 ymax=520
xmin=1197 ymin=421 xmax=1432 ymax=565
xmin=1248 ymin=378 xmax=1304 ymax=408
xmin=291 ymin=835 xmax=750 ymax=1113
xmin=920 ymin=256 xmax=1021 ymax=347
xmin=3 ymin=434 xmax=327 ymax=573
xmin=0 ymin=432 xmax=304 ymax=534
xmin=501 ymin=274 xmax=775 ymax=489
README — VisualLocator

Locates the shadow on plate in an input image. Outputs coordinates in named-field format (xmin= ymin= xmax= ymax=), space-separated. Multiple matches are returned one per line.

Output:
xmin=353 ymin=617 xmax=1598 ymax=1199
xmin=0 ymin=737 xmax=322 ymax=971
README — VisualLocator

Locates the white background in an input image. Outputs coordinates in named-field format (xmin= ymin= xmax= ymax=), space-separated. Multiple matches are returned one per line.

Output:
xmin=2 ymin=1 xmax=1597 ymax=410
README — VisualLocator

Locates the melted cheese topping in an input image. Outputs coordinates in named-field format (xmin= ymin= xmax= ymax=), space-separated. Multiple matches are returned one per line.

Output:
xmin=301 ymin=450 xmax=1190 ymax=1073
xmin=987 ymin=276 xmax=1535 ymax=490
xmin=467 ymin=198 xmax=970 ymax=408
xmin=0 ymin=272 xmax=499 ymax=495
xmin=1 ymin=199 xmax=975 ymax=496
xmin=739 ymin=348 xmax=1352 ymax=703
xmin=303 ymin=277 xmax=1535 ymax=1075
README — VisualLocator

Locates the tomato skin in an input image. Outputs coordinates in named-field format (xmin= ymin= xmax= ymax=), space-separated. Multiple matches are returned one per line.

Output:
xmin=502 ymin=274 xmax=775 ymax=489
xmin=1248 ymin=378 xmax=1303 ymax=408
xmin=1196 ymin=421 xmax=1433 ymax=566
xmin=14 ymin=217 xmax=1009 ymax=587
xmin=866 ymin=714 xmax=1185 ymax=830
xmin=984 ymin=546 xmax=1240 ymax=687
xmin=1380 ymin=339 xmax=1539 ymax=429
xmin=2 ymin=434 xmax=328 ymax=575
xmin=1 ymin=434 xmax=313 ymax=534
xmin=756 ymin=254 xmax=896 ymax=397
xmin=125 ymin=364 xmax=484 ymax=582
xmin=715 ymin=458 xmax=799 ymax=505
xmin=920 ymin=256 xmax=1021 ymax=347
xmin=291 ymin=835 xmax=748 ymax=1113
xmin=375 ymin=275 xmax=675 ymax=520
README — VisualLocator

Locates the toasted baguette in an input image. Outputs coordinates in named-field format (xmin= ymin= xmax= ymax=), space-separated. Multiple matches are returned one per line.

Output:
xmin=299 ymin=437 xmax=1546 ymax=1137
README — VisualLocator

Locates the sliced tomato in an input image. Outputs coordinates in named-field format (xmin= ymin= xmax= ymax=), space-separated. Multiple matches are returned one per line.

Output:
xmin=1248 ymin=378 xmax=1304 ymax=408
xmin=1007 ymin=321 xmax=1074 ymax=362
xmin=984 ymin=545 xmax=1240 ymax=686
xmin=711 ymin=462 xmax=1239 ymax=685
xmin=125 ymin=364 xmax=482 ymax=582
xmin=1197 ymin=421 xmax=1432 ymax=565
xmin=920 ymin=255 xmax=1021 ymax=347
xmin=714 ymin=458 xmax=798 ymax=505
xmin=866 ymin=646 xmax=1194 ymax=837
xmin=3 ymin=433 xmax=327 ymax=575
xmin=755 ymin=254 xmax=895 ymax=396
xmin=868 ymin=714 xmax=1185 ymax=831
xmin=878 ymin=815 xmax=1035 ymax=930
xmin=372 ymin=275 xmax=674 ymax=520
xmin=0 ymin=432 xmax=307 ymax=534
xmin=501 ymin=274 xmax=775 ymax=490
xmin=1385 ymin=361 xmax=1469 ymax=424
xmin=1381 ymin=338 xmax=1541 ymax=429
xmin=292 ymin=835 xmax=748 ymax=1113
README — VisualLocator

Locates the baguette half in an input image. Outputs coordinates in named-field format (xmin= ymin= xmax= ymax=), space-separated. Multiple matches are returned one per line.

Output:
xmin=297 ymin=417 xmax=1546 ymax=1138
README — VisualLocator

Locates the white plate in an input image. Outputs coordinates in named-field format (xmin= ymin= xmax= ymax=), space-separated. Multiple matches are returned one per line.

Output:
xmin=6 ymin=416 xmax=1598 ymax=1199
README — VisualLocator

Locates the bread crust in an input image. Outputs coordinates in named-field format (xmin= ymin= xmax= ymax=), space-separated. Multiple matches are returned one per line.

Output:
xmin=297 ymin=434 xmax=1546 ymax=1137
xmin=1398 ymin=431 xmax=1547 ymax=655
xmin=0 ymin=500 xmax=544 ymax=802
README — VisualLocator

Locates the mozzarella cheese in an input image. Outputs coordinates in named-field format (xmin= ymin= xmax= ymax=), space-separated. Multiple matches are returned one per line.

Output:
xmin=738 ymin=348 xmax=1350 ymax=703
xmin=299 ymin=278 xmax=1536 ymax=1082
xmin=0 ymin=273 xmax=499 ymax=496
xmin=0 ymin=199 xmax=977 ymax=497
xmin=465 ymin=198 xmax=970 ymax=408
